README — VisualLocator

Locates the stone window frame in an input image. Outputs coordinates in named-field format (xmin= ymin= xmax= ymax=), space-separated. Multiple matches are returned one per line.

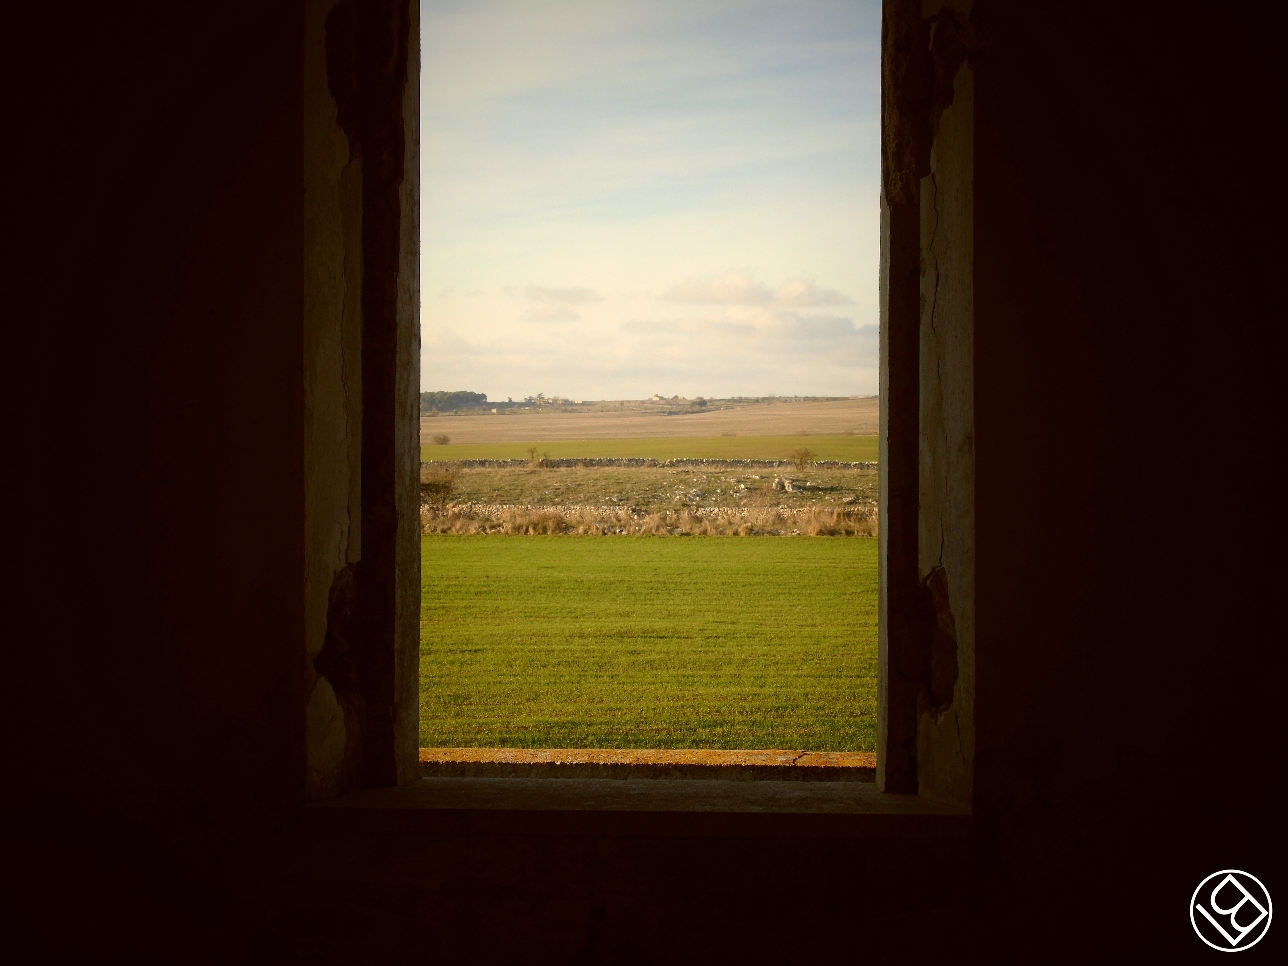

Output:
xmin=304 ymin=0 xmax=974 ymax=818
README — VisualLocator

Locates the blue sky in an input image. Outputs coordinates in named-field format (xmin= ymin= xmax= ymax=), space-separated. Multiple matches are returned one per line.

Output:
xmin=420 ymin=0 xmax=880 ymax=400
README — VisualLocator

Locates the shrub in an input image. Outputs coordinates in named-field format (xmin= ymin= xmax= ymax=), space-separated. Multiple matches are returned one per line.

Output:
xmin=788 ymin=447 xmax=815 ymax=472
xmin=432 ymin=434 xmax=451 ymax=445
xmin=420 ymin=462 xmax=461 ymax=505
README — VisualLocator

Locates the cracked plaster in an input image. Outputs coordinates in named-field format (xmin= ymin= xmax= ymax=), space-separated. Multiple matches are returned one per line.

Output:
xmin=917 ymin=56 xmax=975 ymax=807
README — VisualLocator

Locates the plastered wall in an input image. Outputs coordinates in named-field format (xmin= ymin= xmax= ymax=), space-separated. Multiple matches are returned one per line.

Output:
xmin=878 ymin=0 xmax=979 ymax=801
xmin=304 ymin=0 xmax=365 ymax=799
xmin=302 ymin=0 xmax=420 ymax=799
xmin=916 ymin=56 xmax=974 ymax=805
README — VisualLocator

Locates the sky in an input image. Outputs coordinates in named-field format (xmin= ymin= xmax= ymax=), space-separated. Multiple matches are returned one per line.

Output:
xmin=420 ymin=0 xmax=880 ymax=401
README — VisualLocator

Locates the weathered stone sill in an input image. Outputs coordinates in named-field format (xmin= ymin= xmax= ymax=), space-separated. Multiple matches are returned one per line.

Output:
xmin=418 ymin=747 xmax=877 ymax=782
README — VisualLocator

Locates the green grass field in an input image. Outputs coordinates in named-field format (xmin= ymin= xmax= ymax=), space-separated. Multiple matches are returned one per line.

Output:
xmin=420 ymin=534 xmax=877 ymax=750
xmin=421 ymin=433 xmax=878 ymax=463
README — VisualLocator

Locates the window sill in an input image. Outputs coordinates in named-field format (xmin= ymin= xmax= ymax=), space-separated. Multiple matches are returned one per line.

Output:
xmin=418 ymin=746 xmax=877 ymax=782
xmin=306 ymin=775 xmax=970 ymax=840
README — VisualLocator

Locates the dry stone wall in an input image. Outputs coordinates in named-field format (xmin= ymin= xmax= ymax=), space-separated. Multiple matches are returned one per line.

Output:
xmin=420 ymin=502 xmax=878 ymax=537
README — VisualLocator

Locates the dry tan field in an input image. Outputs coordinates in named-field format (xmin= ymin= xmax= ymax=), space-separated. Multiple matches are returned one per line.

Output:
xmin=420 ymin=397 xmax=878 ymax=445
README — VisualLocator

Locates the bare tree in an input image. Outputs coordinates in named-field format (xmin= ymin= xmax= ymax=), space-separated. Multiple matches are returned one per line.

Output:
xmin=789 ymin=447 xmax=815 ymax=472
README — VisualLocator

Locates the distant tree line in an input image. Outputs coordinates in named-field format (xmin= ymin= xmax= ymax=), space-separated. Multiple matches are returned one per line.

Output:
xmin=420 ymin=390 xmax=489 ymax=413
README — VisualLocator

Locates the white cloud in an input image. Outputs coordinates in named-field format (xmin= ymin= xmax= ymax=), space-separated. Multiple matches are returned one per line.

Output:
xmin=627 ymin=305 xmax=861 ymax=343
xmin=661 ymin=272 xmax=854 ymax=307
xmin=661 ymin=271 xmax=774 ymax=305
xmin=423 ymin=310 xmax=878 ymax=400
xmin=522 ymin=284 xmax=605 ymax=304
xmin=772 ymin=277 xmax=854 ymax=307
xmin=522 ymin=305 xmax=582 ymax=324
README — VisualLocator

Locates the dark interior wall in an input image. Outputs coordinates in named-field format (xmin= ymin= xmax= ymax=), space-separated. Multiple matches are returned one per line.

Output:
xmin=4 ymin=1 xmax=308 ymax=952
xmin=883 ymin=0 xmax=1283 ymax=955
xmin=969 ymin=0 xmax=1284 ymax=948
xmin=1 ymin=0 xmax=1282 ymax=960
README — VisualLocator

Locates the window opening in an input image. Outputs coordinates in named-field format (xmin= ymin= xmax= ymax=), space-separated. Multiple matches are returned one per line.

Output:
xmin=417 ymin=0 xmax=882 ymax=775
